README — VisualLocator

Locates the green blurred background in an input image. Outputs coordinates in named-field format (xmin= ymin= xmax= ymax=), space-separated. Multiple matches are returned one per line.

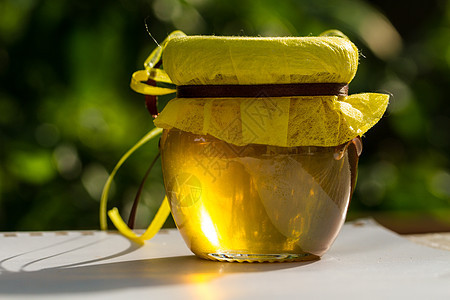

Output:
xmin=0 ymin=0 xmax=449 ymax=232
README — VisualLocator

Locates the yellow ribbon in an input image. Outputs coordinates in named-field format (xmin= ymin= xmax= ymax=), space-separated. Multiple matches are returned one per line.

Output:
xmin=100 ymin=127 xmax=170 ymax=244
xmin=101 ymin=31 xmax=186 ymax=244
xmin=130 ymin=30 xmax=186 ymax=96
xmin=107 ymin=197 xmax=170 ymax=245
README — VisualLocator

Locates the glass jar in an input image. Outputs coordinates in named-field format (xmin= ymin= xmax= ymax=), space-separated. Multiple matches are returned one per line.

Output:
xmin=160 ymin=128 xmax=361 ymax=262
xmin=106 ymin=30 xmax=388 ymax=262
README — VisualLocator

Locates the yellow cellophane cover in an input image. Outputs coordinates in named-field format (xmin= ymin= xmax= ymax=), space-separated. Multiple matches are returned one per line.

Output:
xmin=148 ymin=33 xmax=389 ymax=147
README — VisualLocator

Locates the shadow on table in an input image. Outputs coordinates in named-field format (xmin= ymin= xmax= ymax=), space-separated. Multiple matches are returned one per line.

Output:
xmin=0 ymin=254 xmax=317 ymax=295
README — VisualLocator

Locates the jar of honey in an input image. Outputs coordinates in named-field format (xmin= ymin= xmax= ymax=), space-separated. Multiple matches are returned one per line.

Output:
xmin=160 ymin=129 xmax=362 ymax=261
xmin=102 ymin=31 xmax=389 ymax=262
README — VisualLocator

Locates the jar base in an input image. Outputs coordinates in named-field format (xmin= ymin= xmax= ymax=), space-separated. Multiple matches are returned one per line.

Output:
xmin=205 ymin=252 xmax=320 ymax=263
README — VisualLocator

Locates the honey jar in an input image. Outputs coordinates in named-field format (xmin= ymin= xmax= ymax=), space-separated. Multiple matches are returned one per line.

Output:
xmin=160 ymin=129 xmax=362 ymax=261
xmin=101 ymin=31 xmax=388 ymax=262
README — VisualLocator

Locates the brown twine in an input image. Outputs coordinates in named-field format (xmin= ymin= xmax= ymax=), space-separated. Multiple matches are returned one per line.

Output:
xmin=177 ymin=83 xmax=349 ymax=98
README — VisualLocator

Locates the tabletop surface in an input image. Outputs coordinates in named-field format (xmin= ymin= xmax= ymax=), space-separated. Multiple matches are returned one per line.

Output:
xmin=1 ymin=219 xmax=449 ymax=300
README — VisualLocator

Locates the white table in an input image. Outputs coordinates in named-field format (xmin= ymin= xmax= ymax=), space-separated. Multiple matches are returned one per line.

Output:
xmin=1 ymin=219 xmax=449 ymax=299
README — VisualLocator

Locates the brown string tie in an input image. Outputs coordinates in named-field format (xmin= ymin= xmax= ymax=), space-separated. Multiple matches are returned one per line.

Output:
xmin=177 ymin=83 xmax=349 ymax=98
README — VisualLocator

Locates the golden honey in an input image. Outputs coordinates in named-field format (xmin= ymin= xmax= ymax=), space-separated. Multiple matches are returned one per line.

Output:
xmin=160 ymin=128 xmax=359 ymax=262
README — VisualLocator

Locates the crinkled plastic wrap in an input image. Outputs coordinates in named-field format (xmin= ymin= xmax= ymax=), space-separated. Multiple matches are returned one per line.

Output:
xmin=162 ymin=36 xmax=359 ymax=85
xmin=154 ymin=35 xmax=389 ymax=147
xmin=155 ymin=94 xmax=388 ymax=147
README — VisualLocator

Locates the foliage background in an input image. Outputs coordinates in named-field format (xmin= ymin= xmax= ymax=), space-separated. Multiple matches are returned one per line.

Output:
xmin=0 ymin=0 xmax=449 ymax=231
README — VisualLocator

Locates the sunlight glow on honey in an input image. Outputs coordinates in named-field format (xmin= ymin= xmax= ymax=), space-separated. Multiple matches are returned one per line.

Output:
xmin=199 ymin=206 xmax=220 ymax=248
